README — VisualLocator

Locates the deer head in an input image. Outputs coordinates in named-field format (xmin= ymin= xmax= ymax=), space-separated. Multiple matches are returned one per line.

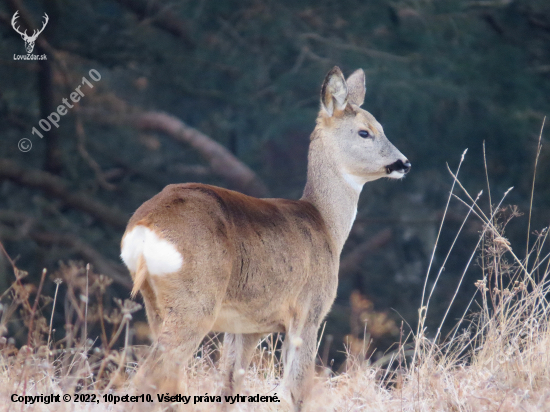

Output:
xmin=11 ymin=11 xmax=49 ymax=54
xmin=317 ymin=67 xmax=411 ymax=186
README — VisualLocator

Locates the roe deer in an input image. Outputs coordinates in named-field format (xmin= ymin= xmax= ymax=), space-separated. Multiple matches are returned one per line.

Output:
xmin=121 ymin=66 xmax=410 ymax=410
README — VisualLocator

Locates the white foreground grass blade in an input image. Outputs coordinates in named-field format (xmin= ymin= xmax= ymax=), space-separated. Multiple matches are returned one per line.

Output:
xmin=414 ymin=149 xmax=467 ymax=365
xmin=434 ymin=198 xmax=502 ymax=346
xmin=425 ymin=190 xmax=482 ymax=320
xmin=482 ymin=141 xmax=493 ymax=221
xmin=525 ymin=117 xmax=545 ymax=271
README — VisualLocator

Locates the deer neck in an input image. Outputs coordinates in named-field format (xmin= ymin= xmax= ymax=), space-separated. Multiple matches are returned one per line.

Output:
xmin=301 ymin=135 xmax=362 ymax=253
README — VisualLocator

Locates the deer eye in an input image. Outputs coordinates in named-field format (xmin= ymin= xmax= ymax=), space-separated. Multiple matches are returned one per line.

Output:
xmin=358 ymin=130 xmax=371 ymax=138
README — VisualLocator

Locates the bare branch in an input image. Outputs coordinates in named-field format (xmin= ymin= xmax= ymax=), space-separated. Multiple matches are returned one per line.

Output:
xmin=32 ymin=232 xmax=130 ymax=289
xmin=0 ymin=221 xmax=130 ymax=289
xmin=75 ymin=114 xmax=117 ymax=191
xmin=300 ymin=33 xmax=410 ymax=63
xmin=84 ymin=108 xmax=269 ymax=197
xmin=135 ymin=111 xmax=269 ymax=197
xmin=0 ymin=159 xmax=127 ymax=229
xmin=114 ymin=0 xmax=195 ymax=49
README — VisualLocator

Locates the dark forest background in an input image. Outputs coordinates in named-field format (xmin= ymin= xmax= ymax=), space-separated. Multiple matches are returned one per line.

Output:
xmin=0 ymin=0 xmax=549 ymax=368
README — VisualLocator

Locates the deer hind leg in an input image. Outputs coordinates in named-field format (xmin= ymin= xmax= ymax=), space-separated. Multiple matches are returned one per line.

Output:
xmin=281 ymin=321 xmax=319 ymax=412
xmin=221 ymin=333 xmax=262 ymax=399
xmin=135 ymin=277 xmax=221 ymax=392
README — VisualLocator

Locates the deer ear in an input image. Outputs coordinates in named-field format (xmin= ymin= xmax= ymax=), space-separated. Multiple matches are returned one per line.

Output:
xmin=321 ymin=66 xmax=348 ymax=117
xmin=346 ymin=69 xmax=366 ymax=107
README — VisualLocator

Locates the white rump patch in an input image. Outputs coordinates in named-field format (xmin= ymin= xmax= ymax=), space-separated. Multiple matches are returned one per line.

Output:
xmin=121 ymin=226 xmax=183 ymax=276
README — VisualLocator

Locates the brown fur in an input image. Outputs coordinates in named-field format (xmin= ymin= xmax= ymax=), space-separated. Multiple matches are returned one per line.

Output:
xmin=126 ymin=183 xmax=338 ymax=334
xmin=121 ymin=66 xmax=409 ymax=411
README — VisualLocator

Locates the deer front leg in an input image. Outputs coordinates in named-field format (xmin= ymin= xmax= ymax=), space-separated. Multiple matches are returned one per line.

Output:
xmin=281 ymin=323 xmax=319 ymax=412
xmin=221 ymin=333 xmax=262 ymax=399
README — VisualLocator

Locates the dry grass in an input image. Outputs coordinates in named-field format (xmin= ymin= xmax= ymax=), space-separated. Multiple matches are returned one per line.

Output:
xmin=1 ymin=145 xmax=549 ymax=411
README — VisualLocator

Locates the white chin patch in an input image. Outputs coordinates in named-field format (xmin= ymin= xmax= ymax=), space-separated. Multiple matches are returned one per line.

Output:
xmin=387 ymin=170 xmax=405 ymax=179
xmin=121 ymin=225 xmax=183 ymax=276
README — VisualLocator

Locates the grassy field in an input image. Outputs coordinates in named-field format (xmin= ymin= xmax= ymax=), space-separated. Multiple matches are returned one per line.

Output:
xmin=1 ymin=149 xmax=549 ymax=411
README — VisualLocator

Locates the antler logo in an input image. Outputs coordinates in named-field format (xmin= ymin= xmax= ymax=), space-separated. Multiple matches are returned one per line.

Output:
xmin=11 ymin=10 xmax=49 ymax=54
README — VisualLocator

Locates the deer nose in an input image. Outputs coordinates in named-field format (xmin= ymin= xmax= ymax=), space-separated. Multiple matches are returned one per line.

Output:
xmin=386 ymin=159 xmax=411 ymax=174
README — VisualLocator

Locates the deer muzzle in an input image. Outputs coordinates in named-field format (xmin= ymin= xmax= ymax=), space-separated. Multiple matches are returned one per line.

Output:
xmin=386 ymin=159 xmax=411 ymax=175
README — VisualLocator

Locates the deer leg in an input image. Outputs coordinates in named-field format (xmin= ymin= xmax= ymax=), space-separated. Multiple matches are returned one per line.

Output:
xmin=281 ymin=323 xmax=319 ymax=412
xmin=221 ymin=332 xmax=262 ymax=399
xmin=134 ymin=281 xmax=220 ymax=392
